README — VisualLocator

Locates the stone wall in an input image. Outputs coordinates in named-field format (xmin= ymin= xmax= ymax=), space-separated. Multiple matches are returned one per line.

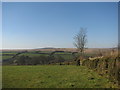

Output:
xmin=82 ymin=56 xmax=120 ymax=86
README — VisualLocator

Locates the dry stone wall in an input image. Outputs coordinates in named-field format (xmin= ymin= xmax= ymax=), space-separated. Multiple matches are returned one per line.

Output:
xmin=82 ymin=56 xmax=120 ymax=86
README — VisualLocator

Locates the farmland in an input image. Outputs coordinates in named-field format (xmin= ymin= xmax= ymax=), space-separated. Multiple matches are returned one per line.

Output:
xmin=2 ymin=1 xmax=119 ymax=89
xmin=1 ymin=48 xmax=119 ymax=88
xmin=2 ymin=65 xmax=117 ymax=88
xmin=2 ymin=50 xmax=76 ymax=65
xmin=2 ymin=50 xmax=74 ymax=60
xmin=2 ymin=48 xmax=115 ymax=64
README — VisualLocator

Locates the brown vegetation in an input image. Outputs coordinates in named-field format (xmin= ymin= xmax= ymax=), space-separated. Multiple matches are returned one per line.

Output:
xmin=82 ymin=56 xmax=120 ymax=87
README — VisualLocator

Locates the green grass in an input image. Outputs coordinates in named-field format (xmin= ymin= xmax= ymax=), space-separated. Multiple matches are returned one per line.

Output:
xmin=19 ymin=52 xmax=74 ymax=60
xmin=2 ymin=52 xmax=18 ymax=55
xmin=39 ymin=51 xmax=52 ymax=53
xmin=2 ymin=65 xmax=117 ymax=88
xmin=55 ymin=52 xmax=71 ymax=54
xmin=1 ymin=56 xmax=13 ymax=60
xmin=54 ymin=54 xmax=74 ymax=60
xmin=0 ymin=66 xmax=2 ymax=89
xmin=1 ymin=52 xmax=18 ymax=60
xmin=19 ymin=53 xmax=49 ymax=57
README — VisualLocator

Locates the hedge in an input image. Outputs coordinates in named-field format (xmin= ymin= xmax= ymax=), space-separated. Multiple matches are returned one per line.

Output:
xmin=82 ymin=56 xmax=120 ymax=86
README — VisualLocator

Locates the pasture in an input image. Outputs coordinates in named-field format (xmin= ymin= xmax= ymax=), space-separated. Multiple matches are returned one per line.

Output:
xmin=2 ymin=49 xmax=119 ymax=88
xmin=2 ymin=65 xmax=117 ymax=88
xmin=2 ymin=51 xmax=75 ymax=61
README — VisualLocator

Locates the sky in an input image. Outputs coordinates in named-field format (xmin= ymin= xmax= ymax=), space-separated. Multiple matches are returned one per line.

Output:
xmin=2 ymin=2 xmax=118 ymax=49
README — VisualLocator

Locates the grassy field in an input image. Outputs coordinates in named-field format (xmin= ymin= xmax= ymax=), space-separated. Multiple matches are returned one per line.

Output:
xmin=1 ymin=52 xmax=18 ymax=60
xmin=2 ymin=65 xmax=117 ymax=88
xmin=19 ymin=53 xmax=49 ymax=57
xmin=54 ymin=54 xmax=74 ymax=61
xmin=18 ymin=53 xmax=74 ymax=61
xmin=2 ymin=53 xmax=17 ymax=55
xmin=1 ymin=50 xmax=101 ymax=61
xmin=1 ymin=56 xmax=13 ymax=60
xmin=2 ymin=51 xmax=74 ymax=61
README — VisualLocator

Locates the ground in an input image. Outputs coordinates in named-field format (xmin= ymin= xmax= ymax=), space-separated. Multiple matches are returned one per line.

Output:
xmin=2 ymin=65 xmax=117 ymax=88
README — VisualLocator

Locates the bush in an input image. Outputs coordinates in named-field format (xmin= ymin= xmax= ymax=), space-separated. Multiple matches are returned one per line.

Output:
xmin=12 ymin=55 xmax=66 ymax=65
xmin=82 ymin=56 xmax=120 ymax=86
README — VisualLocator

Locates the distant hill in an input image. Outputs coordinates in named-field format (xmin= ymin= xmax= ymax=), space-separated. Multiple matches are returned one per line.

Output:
xmin=1 ymin=48 xmax=118 ymax=53
xmin=34 ymin=47 xmax=56 ymax=50
xmin=40 ymin=47 xmax=56 ymax=49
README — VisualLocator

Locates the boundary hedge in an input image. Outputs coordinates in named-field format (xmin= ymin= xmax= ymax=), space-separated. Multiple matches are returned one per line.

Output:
xmin=82 ymin=56 xmax=120 ymax=87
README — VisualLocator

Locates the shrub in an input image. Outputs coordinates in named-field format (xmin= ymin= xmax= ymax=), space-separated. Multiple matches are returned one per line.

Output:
xmin=82 ymin=56 xmax=120 ymax=86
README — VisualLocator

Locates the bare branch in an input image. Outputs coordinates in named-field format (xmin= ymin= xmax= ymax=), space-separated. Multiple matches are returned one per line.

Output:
xmin=73 ymin=28 xmax=87 ymax=53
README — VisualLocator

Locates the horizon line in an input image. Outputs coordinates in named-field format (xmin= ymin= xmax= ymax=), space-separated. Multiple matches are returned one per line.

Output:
xmin=0 ymin=47 xmax=117 ymax=50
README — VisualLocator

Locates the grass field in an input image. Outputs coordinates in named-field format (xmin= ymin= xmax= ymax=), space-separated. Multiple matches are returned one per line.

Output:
xmin=2 ymin=53 xmax=17 ymax=55
xmin=1 ymin=52 xmax=18 ymax=60
xmin=19 ymin=53 xmax=49 ymax=57
xmin=1 ymin=50 xmax=97 ymax=61
xmin=54 ymin=54 xmax=74 ymax=60
xmin=19 ymin=52 xmax=74 ymax=61
xmin=2 ymin=65 xmax=117 ymax=88
xmin=2 ymin=51 xmax=74 ymax=60
xmin=1 ymin=56 xmax=13 ymax=60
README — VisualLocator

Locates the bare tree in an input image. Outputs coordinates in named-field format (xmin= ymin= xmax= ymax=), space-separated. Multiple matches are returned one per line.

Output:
xmin=74 ymin=28 xmax=87 ymax=54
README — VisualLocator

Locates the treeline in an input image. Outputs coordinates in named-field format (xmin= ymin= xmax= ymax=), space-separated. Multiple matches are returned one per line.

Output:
xmin=3 ymin=55 xmax=65 ymax=65
xmin=82 ymin=56 xmax=120 ymax=87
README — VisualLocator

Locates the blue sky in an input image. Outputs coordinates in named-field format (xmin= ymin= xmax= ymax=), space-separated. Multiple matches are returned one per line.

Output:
xmin=0 ymin=2 xmax=2 ymax=49
xmin=2 ymin=2 xmax=118 ymax=49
